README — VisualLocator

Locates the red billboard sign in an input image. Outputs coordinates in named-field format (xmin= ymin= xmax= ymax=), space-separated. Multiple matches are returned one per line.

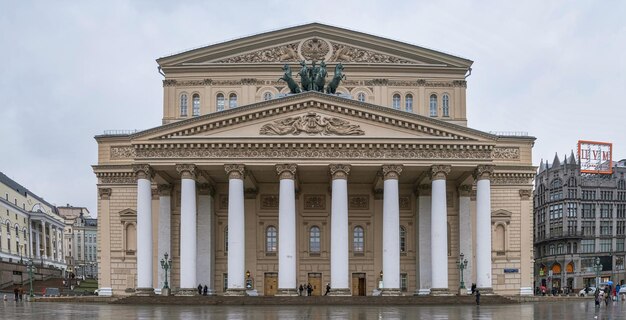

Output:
xmin=578 ymin=140 xmax=613 ymax=174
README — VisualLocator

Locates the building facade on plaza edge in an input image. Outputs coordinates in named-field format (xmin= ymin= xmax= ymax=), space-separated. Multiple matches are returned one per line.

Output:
xmin=93 ymin=23 xmax=536 ymax=297
xmin=0 ymin=172 xmax=66 ymax=272
xmin=57 ymin=205 xmax=99 ymax=279
xmin=534 ymin=155 xmax=626 ymax=293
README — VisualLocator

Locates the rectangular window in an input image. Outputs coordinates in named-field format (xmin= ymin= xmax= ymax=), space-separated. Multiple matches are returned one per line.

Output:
xmin=618 ymin=204 xmax=626 ymax=219
xmin=600 ymin=204 xmax=612 ymax=218
xmin=600 ymin=239 xmax=612 ymax=252
xmin=618 ymin=221 xmax=626 ymax=235
xmin=568 ymin=189 xmax=577 ymax=198
xmin=400 ymin=273 xmax=408 ymax=292
xmin=567 ymin=203 xmax=577 ymax=218
xmin=617 ymin=239 xmax=625 ymax=252
xmin=600 ymin=221 xmax=612 ymax=236
xmin=567 ymin=220 xmax=577 ymax=234
xmin=580 ymin=239 xmax=595 ymax=253
xmin=582 ymin=221 xmax=595 ymax=236
xmin=223 ymin=273 xmax=228 ymax=292
xmin=582 ymin=203 xmax=595 ymax=219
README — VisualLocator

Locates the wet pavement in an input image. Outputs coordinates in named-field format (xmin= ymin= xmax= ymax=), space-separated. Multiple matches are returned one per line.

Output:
xmin=1 ymin=300 xmax=626 ymax=319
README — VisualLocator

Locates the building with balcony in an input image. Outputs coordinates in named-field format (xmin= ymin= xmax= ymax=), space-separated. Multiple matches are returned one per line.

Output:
xmin=58 ymin=205 xmax=98 ymax=279
xmin=534 ymin=154 xmax=626 ymax=292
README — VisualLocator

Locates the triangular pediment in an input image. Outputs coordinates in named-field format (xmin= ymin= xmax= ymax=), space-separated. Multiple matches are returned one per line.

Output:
xmin=131 ymin=91 xmax=495 ymax=143
xmin=157 ymin=23 xmax=472 ymax=69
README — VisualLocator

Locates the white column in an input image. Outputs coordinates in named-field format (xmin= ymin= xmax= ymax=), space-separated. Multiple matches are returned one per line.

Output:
xmin=177 ymin=164 xmax=198 ymax=294
xmin=417 ymin=184 xmax=432 ymax=295
xmin=276 ymin=164 xmax=298 ymax=295
xmin=475 ymin=165 xmax=494 ymax=291
xmin=382 ymin=165 xmax=402 ymax=295
xmin=225 ymin=164 xmax=246 ymax=295
xmin=197 ymin=183 xmax=215 ymax=295
xmin=35 ymin=227 xmax=40 ymax=258
xmin=156 ymin=184 xmax=172 ymax=295
xmin=329 ymin=164 xmax=351 ymax=296
xmin=458 ymin=185 xmax=473 ymax=294
xmin=42 ymin=222 xmax=47 ymax=259
xmin=134 ymin=164 xmax=153 ymax=293
xmin=29 ymin=228 xmax=34 ymax=258
xmin=430 ymin=165 xmax=451 ymax=294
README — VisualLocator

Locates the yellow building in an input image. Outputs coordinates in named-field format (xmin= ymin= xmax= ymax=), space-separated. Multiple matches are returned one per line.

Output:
xmin=94 ymin=23 xmax=535 ymax=297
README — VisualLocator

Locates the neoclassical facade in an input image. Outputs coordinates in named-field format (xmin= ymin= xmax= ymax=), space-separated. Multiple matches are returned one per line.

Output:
xmin=94 ymin=23 xmax=535 ymax=297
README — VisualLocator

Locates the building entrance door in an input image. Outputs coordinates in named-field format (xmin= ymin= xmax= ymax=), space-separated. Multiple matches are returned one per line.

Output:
xmin=308 ymin=273 xmax=322 ymax=296
xmin=264 ymin=272 xmax=278 ymax=296
xmin=352 ymin=273 xmax=366 ymax=296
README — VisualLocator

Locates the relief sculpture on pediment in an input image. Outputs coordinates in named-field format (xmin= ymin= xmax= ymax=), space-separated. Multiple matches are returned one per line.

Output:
xmin=217 ymin=43 xmax=300 ymax=63
xmin=259 ymin=112 xmax=364 ymax=136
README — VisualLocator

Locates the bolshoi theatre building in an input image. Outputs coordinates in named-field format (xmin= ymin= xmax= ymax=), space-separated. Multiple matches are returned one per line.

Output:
xmin=94 ymin=23 xmax=536 ymax=297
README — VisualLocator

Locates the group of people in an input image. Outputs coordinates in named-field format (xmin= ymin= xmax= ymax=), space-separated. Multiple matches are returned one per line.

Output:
xmin=12 ymin=287 xmax=24 ymax=301
xmin=298 ymin=283 xmax=319 ymax=296
xmin=595 ymin=284 xmax=622 ymax=307
xmin=197 ymin=284 xmax=209 ymax=296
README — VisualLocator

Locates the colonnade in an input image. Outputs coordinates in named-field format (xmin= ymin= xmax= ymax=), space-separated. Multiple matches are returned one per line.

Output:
xmin=29 ymin=220 xmax=63 ymax=264
xmin=133 ymin=163 xmax=494 ymax=296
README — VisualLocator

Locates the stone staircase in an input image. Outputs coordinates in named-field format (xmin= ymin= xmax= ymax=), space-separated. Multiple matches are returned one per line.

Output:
xmin=113 ymin=294 xmax=515 ymax=305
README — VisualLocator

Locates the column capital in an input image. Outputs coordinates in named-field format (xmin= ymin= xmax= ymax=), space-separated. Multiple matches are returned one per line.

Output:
xmin=98 ymin=188 xmax=112 ymax=200
xmin=458 ymin=185 xmax=473 ymax=197
xmin=329 ymin=164 xmax=351 ymax=180
xmin=415 ymin=184 xmax=431 ymax=197
xmin=151 ymin=188 xmax=159 ymax=200
xmin=519 ymin=189 xmax=532 ymax=200
xmin=382 ymin=164 xmax=403 ymax=180
xmin=224 ymin=164 xmax=245 ymax=180
xmin=275 ymin=164 xmax=297 ymax=180
xmin=430 ymin=165 xmax=451 ymax=181
xmin=473 ymin=164 xmax=495 ymax=181
xmin=176 ymin=164 xmax=198 ymax=180
xmin=198 ymin=183 xmax=215 ymax=196
xmin=157 ymin=184 xmax=173 ymax=196
xmin=133 ymin=164 xmax=153 ymax=180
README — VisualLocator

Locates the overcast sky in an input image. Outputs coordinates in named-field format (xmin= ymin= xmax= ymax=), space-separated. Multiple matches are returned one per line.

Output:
xmin=1 ymin=1 xmax=625 ymax=216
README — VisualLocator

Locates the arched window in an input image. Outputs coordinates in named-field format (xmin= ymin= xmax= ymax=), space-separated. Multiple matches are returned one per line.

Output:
xmin=429 ymin=94 xmax=438 ymax=116
xmin=15 ymin=225 xmax=18 ymax=236
xmin=551 ymin=263 xmax=561 ymax=274
xmin=263 ymin=92 xmax=273 ymax=101
xmin=216 ymin=93 xmax=225 ymax=112
xmin=6 ymin=221 xmax=9 ymax=234
xmin=392 ymin=94 xmax=401 ymax=110
xmin=266 ymin=226 xmax=277 ymax=253
xmin=309 ymin=226 xmax=321 ymax=253
xmin=353 ymin=226 xmax=364 ymax=253
xmin=405 ymin=94 xmax=413 ymax=113
xmin=442 ymin=94 xmax=449 ymax=117
xmin=229 ymin=93 xmax=238 ymax=109
xmin=400 ymin=226 xmax=406 ymax=253
xmin=180 ymin=94 xmax=188 ymax=116
xmin=357 ymin=92 xmax=366 ymax=102
xmin=192 ymin=94 xmax=200 ymax=116
xmin=566 ymin=261 xmax=574 ymax=273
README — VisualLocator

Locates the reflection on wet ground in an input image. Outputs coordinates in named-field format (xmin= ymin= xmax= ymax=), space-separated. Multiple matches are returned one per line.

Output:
xmin=1 ymin=300 xmax=626 ymax=319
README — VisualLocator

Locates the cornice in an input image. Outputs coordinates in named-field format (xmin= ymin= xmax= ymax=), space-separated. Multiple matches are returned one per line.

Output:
xmin=129 ymin=91 xmax=497 ymax=142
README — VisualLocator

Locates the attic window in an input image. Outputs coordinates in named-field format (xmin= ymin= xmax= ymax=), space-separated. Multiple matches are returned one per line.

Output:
xmin=192 ymin=94 xmax=200 ymax=116
xmin=429 ymin=94 xmax=438 ymax=117
xmin=229 ymin=93 xmax=238 ymax=108
xmin=442 ymin=94 xmax=450 ymax=117
xmin=392 ymin=94 xmax=400 ymax=110
xmin=216 ymin=93 xmax=225 ymax=112
xmin=180 ymin=94 xmax=188 ymax=116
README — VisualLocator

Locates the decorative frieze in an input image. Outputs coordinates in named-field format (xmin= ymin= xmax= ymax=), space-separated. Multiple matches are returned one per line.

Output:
xmin=491 ymin=147 xmax=520 ymax=160
xmin=260 ymin=194 xmax=279 ymax=209
xmin=304 ymin=195 xmax=326 ymax=210
xmin=491 ymin=172 xmax=535 ymax=185
xmin=275 ymin=164 xmax=297 ymax=180
xmin=216 ymin=43 xmax=300 ymax=63
xmin=224 ymin=164 xmax=245 ymax=180
xmin=260 ymin=112 xmax=365 ymax=136
xmin=110 ymin=146 xmax=136 ymax=159
xmin=430 ymin=165 xmax=451 ymax=180
xmin=519 ymin=189 xmax=532 ymax=200
xmin=176 ymin=164 xmax=197 ymax=180
xmin=96 ymin=172 xmax=136 ymax=185
xmin=349 ymin=195 xmax=369 ymax=210
xmin=474 ymin=165 xmax=495 ymax=181
xmin=135 ymin=145 xmax=492 ymax=161
xmin=329 ymin=164 xmax=351 ymax=180
xmin=382 ymin=164 xmax=403 ymax=180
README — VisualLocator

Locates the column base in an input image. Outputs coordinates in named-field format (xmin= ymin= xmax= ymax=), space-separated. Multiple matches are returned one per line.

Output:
xmin=381 ymin=288 xmax=402 ymax=296
xmin=415 ymin=288 xmax=431 ymax=296
xmin=519 ymin=287 xmax=533 ymax=296
xmin=476 ymin=287 xmax=494 ymax=295
xmin=328 ymin=288 xmax=352 ymax=296
xmin=224 ymin=288 xmax=247 ymax=296
xmin=98 ymin=288 xmax=113 ymax=297
xmin=175 ymin=288 xmax=199 ymax=296
xmin=430 ymin=288 xmax=453 ymax=296
xmin=135 ymin=287 xmax=155 ymax=296
xmin=276 ymin=288 xmax=298 ymax=296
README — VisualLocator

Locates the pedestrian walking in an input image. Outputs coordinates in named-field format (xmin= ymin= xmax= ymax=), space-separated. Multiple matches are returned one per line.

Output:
xmin=595 ymin=288 xmax=601 ymax=307
xmin=324 ymin=283 xmax=331 ymax=296
xmin=307 ymin=283 xmax=313 ymax=296
xmin=197 ymin=284 xmax=203 ymax=295
xmin=13 ymin=288 xmax=19 ymax=301
xmin=203 ymin=285 xmax=208 ymax=296
xmin=471 ymin=283 xmax=476 ymax=295
xmin=475 ymin=289 xmax=480 ymax=305
xmin=298 ymin=284 xmax=304 ymax=296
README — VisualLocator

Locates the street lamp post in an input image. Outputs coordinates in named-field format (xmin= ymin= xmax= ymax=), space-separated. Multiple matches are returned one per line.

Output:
xmin=27 ymin=259 xmax=34 ymax=297
xmin=594 ymin=257 xmax=603 ymax=287
xmin=160 ymin=252 xmax=172 ymax=290
xmin=457 ymin=253 xmax=468 ymax=290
